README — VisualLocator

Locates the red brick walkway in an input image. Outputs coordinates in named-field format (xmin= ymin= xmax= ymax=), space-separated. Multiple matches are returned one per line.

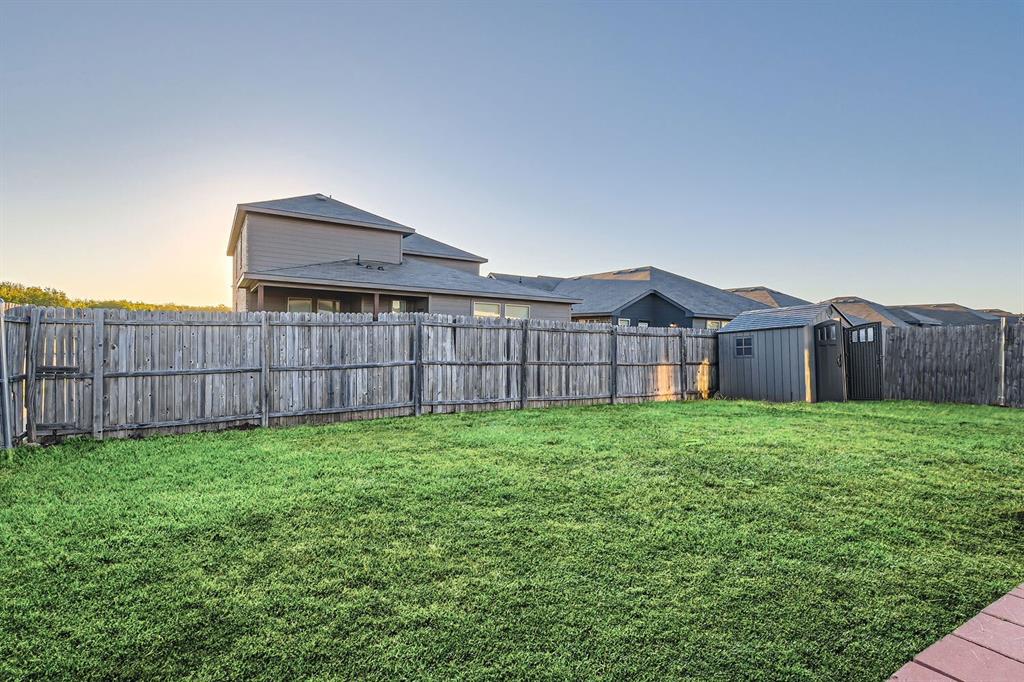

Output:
xmin=890 ymin=584 xmax=1024 ymax=681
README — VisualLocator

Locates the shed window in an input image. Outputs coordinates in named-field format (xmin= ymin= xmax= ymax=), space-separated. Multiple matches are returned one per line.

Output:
xmin=473 ymin=302 xmax=501 ymax=318
xmin=504 ymin=304 xmax=530 ymax=319
xmin=866 ymin=326 xmax=874 ymax=342
xmin=287 ymin=297 xmax=313 ymax=313
xmin=735 ymin=336 xmax=753 ymax=357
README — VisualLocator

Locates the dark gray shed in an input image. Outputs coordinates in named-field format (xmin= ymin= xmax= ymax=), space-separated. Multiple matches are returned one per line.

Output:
xmin=718 ymin=304 xmax=853 ymax=402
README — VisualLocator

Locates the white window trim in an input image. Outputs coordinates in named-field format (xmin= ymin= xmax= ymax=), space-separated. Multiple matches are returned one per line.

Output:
xmin=472 ymin=301 xmax=501 ymax=318
xmin=503 ymin=303 xmax=531 ymax=319
xmin=617 ymin=318 xmax=630 ymax=326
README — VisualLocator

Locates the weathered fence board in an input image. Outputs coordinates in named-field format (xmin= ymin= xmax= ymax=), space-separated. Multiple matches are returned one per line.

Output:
xmin=883 ymin=323 xmax=1022 ymax=407
xmin=0 ymin=306 xmax=720 ymax=444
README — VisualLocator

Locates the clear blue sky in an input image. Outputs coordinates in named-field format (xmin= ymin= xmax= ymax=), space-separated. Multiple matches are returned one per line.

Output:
xmin=2 ymin=1 xmax=1021 ymax=310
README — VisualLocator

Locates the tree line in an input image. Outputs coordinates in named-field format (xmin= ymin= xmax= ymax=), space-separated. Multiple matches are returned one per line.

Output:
xmin=0 ymin=281 xmax=230 ymax=312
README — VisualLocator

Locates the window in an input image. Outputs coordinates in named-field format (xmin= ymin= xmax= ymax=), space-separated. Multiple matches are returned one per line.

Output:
xmin=735 ymin=336 xmax=753 ymax=357
xmin=866 ymin=326 xmax=874 ymax=342
xmin=473 ymin=302 xmax=501 ymax=318
xmin=391 ymin=299 xmax=408 ymax=313
xmin=829 ymin=325 xmax=837 ymax=341
xmin=504 ymin=304 xmax=530 ymax=319
xmin=706 ymin=320 xmax=723 ymax=330
xmin=617 ymin=318 xmax=631 ymax=326
xmin=287 ymin=297 xmax=312 ymax=313
xmin=317 ymin=299 xmax=342 ymax=313
xmin=637 ymin=321 xmax=649 ymax=328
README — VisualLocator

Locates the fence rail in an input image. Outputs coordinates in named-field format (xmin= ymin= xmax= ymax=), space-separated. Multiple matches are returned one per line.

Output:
xmin=0 ymin=305 xmax=718 ymax=445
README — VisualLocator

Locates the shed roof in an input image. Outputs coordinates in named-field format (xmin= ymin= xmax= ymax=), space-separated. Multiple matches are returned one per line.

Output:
xmin=402 ymin=233 xmax=487 ymax=263
xmin=492 ymin=266 xmax=768 ymax=318
xmin=720 ymin=303 xmax=838 ymax=333
xmin=246 ymin=257 xmax=579 ymax=304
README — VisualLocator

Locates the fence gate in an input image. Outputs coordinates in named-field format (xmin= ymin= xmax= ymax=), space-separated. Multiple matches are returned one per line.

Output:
xmin=845 ymin=322 xmax=882 ymax=400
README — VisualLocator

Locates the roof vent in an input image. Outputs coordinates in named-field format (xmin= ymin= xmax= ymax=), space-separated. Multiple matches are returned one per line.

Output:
xmin=377 ymin=266 xmax=384 ymax=270
xmin=315 ymin=194 xmax=328 ymax=201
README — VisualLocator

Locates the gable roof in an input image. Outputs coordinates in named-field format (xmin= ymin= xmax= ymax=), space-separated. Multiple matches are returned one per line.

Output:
xmin=227 ymin=194 xmax=414 ymax=254
xmin=720 ymin=303 xmax=844 ymax=333
xmin=493 ymin=266 xmax=769 ymax=318
xmin=402 ymin=233 xmax=487 ymax=263
xmin=727 ymin=286 xmax=812 ymax=308
xmin=824 ymin=296 xmax=911 ymax=328
xmin=246 ymin=256 xmax=579 ymax=304
xmin=888 ymin=303 xmax=1001 ymax=326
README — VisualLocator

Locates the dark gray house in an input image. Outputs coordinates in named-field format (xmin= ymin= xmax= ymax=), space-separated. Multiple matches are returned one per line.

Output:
xmin=490 ymin=266 xmax=767 ymax=328
xmin=228 ymin=194 xmax=579 ymax=319
xmin=718 ymin=304 xmax=855 ymax=403
xmin=825 ymin=297 xmax=1001 ymax=328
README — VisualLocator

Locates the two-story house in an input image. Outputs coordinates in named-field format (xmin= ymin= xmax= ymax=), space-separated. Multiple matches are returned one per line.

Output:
xmin=228 ymin=194 xmax=578 ymax=319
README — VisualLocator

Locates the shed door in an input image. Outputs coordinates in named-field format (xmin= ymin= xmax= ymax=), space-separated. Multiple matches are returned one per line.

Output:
xmin=845 ymin=322 xmax=883 ymax=400
xmin=813 ymin=320 xmax=847 ymax=402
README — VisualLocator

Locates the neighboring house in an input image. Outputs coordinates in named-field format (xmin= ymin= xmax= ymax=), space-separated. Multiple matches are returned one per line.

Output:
xmin=727 ymin=286 xmax=812 ymax=308
xmin=980 ymin=308 xmax=1024 ymax=324
xmin=490 ymin=266 xmax=768 ymax=328
xmin=887 ymin=303 xmax=1002 ymax=327
xmin=228 ymin=194 xmax=578 ymax=319
xmin=825 ymin=297 xmax=1003 ymax=328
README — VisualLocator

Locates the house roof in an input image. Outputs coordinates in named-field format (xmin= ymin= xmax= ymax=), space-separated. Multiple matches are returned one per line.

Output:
xmin=727 ymin=286 xmax=812 ymax=308
xmin=246 ymin=257 xmax=580 ymax=304
xmin=824 ymin=297 xmax=911 ymax=328
xmin=402 ymin=233 xmax=487 ymax=263
xmin=720 ymin=303 xmax=841 ymax=333
xmin=227 ymin=193 xmax=414 ymax=254
xmin=491 ymin=266 xmax=768 ymax=318
xmin=888 ymin=304 xmax=1001 ymax=326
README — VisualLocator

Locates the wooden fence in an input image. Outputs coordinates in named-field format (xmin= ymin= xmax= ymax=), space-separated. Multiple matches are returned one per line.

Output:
xmin=883 ymin=321 xmax=1023 ymax=408
xmin=0 ymin=305 xmax=719 ymax=444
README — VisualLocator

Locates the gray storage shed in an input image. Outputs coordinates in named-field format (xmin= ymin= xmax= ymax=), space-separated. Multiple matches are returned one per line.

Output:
xmin=718 ymin=304 xmax=853 ymax=402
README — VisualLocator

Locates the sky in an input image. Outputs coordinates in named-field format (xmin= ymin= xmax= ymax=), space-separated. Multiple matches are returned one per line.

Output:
xmin=1 ymin=1 xmax=1021 ymax=311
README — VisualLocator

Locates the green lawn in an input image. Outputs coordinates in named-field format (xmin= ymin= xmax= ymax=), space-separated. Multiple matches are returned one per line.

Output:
xmin=1 ymin=401 xmax=1022 ymax=680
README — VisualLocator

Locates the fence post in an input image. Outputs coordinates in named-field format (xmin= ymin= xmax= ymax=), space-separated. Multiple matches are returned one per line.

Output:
xmin=260 ymin=313 xmax=271 ymax=427
xmin=0 ymin=301 xmax=12 ymax=452
xmin=91 ymin=309 xmax=105 ymax=440
xmin=679 ymin=328 xmax=688 ymax=401
xmin=609 ymin=325 xmax=618 ymax=405
xmin=413 ymin=316 xmax=423 ymax=416
xmin=25 ymin=306 xmax=40 ymax=444
xmin=998 ymin=317 xmax=1007 ymax=407
xmin=519 ymin=319 xmax=529 ymax=409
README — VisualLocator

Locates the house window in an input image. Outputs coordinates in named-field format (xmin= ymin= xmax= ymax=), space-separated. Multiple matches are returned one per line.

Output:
xmin=317 ymin=299 xmax=342 ymax=313
xmin=617 ymin=318 xmax=630 ymax=326
xmin=504 ymin=304 xmax=530 ymax=319
xmin=287 ymin=297 xmax=313 ymax=313
xmin=735 ymin=336 xmax=753 ymax=357
xmin=637 ymin=320 xmax=650 ymax=328
xmin=391 ymin=299 xmax=408 ymax=313
xmin=473 ymin=302 xmax=501 ymax=318
xmin=706 ymin=320 xmax=723 ymax=330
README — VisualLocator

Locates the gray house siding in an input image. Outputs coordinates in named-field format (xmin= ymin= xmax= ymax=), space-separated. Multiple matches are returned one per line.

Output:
xmin=719 ymin=327 xmax=810 ymax=402
xmin=614 ymin=294 xmax=690 ymax=327
xmin=429 ymin=294 xmax=571 ymax=321
xmin=244 ymin=213 xmax=403 ymax=272
xmin=404 ymin=254 xmax=480 ymax=275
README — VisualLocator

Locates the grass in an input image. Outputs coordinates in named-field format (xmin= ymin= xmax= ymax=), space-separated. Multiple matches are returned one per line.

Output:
xmin=1 ymin=400 xmax=1022 ymax=680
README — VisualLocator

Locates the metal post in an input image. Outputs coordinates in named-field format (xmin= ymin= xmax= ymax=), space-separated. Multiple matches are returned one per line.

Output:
xmin=0 ymin=300 xmax=13 ymax=453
